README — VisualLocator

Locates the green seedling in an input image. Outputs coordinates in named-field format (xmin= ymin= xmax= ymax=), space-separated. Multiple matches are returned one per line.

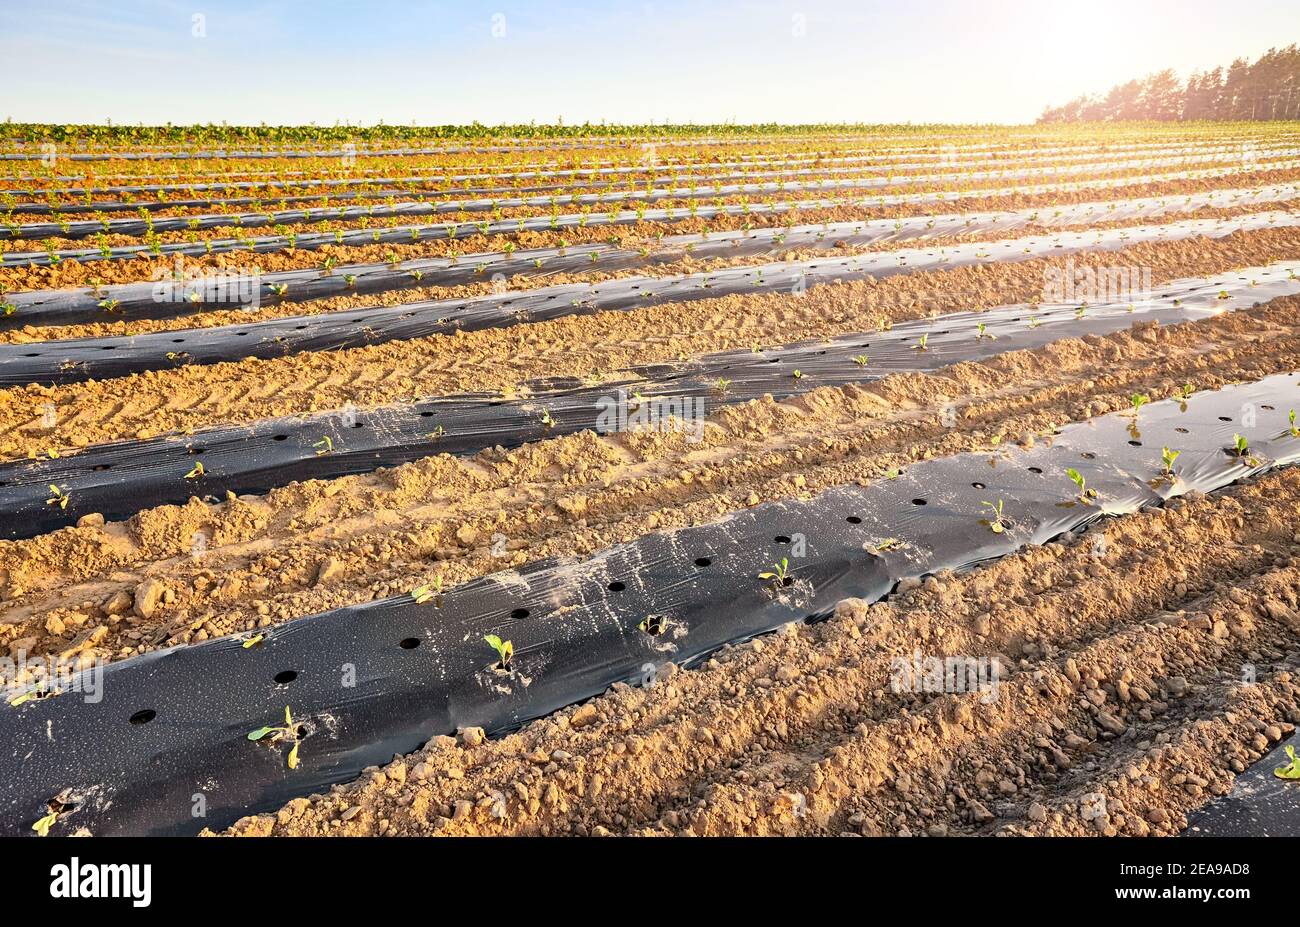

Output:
xmin=484 ymin=634 xmax=513 ymax=672
xmin=980 ymin=499 xmax=1008 ymax=533
xmin=1174 ymin=384 xmax=1194 ymax=402
xmin=268 ymin=283 xmax=288 ymax=298
xmin=976 ymin=322 xmax=995 ymax=340
xmin=1232 ymin=434 xmax=1259 ymax=465
xmin=638 ymin=614 xmax=668 ymax=635
xmin=758 ymin=557 xmax=790 ymax=586
xmin=343 ymin=273 xmax=357 ymax=288
xmin=1275 ymin=744 xmax=1300 ymax=780
xmin=1066 ymin=467 xmax=1097 ymax=503
xmin=852 ymin=355 xmax=869 ymax=367
xmin=98 ymin=298 xmax=120 ymax=313
xmin=1160 ymin=447 xmax=1181 ymax=480
xmin=241 ymin=633 xmax=264 ymax=649
xmin=792 ymin=369 xmax=803 ymax=379
xmin=247 ymin=705 xmax=302 ymax=770
xmin=913 ymin=333 xmax=928 ymax=352
xmin=46 ymin=485 xmax=69 ymax=510
xmin=1 ymin=302 xmax=15 ymax=316
xmin=540 ymin=408 xmax=555 ymax=428
xmin=873 ymin=538 xmax=902 ymax=553
xmin=1288 ymin=409 xmax=1299 ymax=438
xmin=313 ymin=436 xmax=333 ymax=456
xmin=712 ymin=378 xmax=731 ymax=394
xmin=9 ymin=681 xmax=54 ymax=707
xmin=411 ymin=577 xmax=443 ymax=604
xmin=1217 ymin=290 xmax=1231 ymax=300
xmin=184 ymin=461 xmax=205 ymax=480
xmin=1129 ymin=394 xmax=1149 ymax=416
xmin=1027 ymin=316 xmax=1041 ymax=329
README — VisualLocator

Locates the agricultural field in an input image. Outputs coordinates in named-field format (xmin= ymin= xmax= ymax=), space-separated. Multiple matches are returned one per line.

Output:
xmin=3 ymin=119 xmax=1300 ymax=848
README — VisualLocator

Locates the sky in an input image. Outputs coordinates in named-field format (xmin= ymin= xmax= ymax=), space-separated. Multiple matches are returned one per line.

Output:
xmin=0 ymin=0 xmax=1296 ymax=126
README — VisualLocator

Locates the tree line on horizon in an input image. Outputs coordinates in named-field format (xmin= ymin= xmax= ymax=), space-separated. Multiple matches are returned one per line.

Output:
xmin=1038 ymin=45 xmax=1300 ymax=122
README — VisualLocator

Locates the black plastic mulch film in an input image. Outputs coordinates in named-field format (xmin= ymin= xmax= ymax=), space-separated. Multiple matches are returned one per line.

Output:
xmin=6 ymin=142 xmax=1288 ymax=229
xmin=4 ymin=180 xmax=1296 ymax=328
xmin=1 ymin=262 xmax=1296 ymax=541
xmin=1189 ymin=734 xmax=1300 ymax=836
xmin=8 ymin=149 xmax=1296 ymax=265
xmin=3 ymin=208 xmax=1298 ymax=391
xmin=2 ymin=374 xmax=1297 ymax=836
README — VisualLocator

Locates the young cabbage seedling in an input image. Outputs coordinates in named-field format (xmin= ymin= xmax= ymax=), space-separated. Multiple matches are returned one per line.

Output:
xmin=913 ymin=333 xmax=928 ymax=352
xmin=247 ymin=705 xmax=302 ymax=770
xmin=852 ymin=354 xmax=869 ymax=367
xmin=313 ymin=436 xmax=333 ymax=456
xmin=638 ymin=614 xmax=668 ymax=635
xmin=758 ymin=557 xmax=791 ymax=587
xmin=980 ymin=499 xmax=1008 ymax=533
xmin=1129 ymin=394 xmax=1149 ymax=416
xmin=976 ymin=322 xmax=995 ymax=340
xmin=1288 ymin=409 xmax=1299 ymax=438
xmin=484 ymin=634 xmax=513 ymax=672
xmin=1174 ymin=384 xmax=1194 ymax=402
xmin=712 ymin=377 xmax=731 ymax=395
xmin=540 ymin=408 xmax=555 ymax=428
xmin=1232 ymin=434 xmax=1259 ymax=466
xmin=184 ymin=461 xmax=205 ymax=480
xmin=411 ymin=577 xmax=443 ymax=605
xmin=46 ymin=485 xmax=69 ymax=510
xmin=268 ymin=283 xmax=288 ymax=298
xmin=1275 ymin=744 xmax=1300 ymax=780
xmin=1160 ymin=447 xmax=1181 ymax=481
xmin=1066 ymin=468 xmax=1097 ymax=503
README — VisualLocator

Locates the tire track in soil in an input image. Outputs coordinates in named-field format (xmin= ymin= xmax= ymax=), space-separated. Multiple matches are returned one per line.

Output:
xmin=4 ymin=223 xmax=1300 ymax=459
xmin=3 ymin=290 xmax=1300 ymax=676
xmin=213 ymin=470 xmax=1300 ymax=836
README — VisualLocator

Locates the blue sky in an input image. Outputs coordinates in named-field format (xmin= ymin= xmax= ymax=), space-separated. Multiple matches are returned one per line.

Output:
xmin=1 ymin=0 xmax=1295 ymax=125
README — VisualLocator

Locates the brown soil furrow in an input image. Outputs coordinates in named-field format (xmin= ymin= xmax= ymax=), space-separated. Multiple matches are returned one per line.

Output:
xmin=213 ymin=470 xmax=1300 ymax=836
xmin=2 ymin=292 xmax=1299 ymax=674
xmin=4 ymin=223 xmax=1300 ymax=460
